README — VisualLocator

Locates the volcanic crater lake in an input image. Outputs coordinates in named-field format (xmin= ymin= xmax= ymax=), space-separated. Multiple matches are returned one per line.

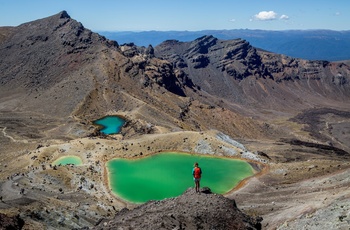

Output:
xmin=53 ymin=156 xmax=83 ymax=166
xmin=93 ymin=115 xmax=125 ymax=135
xmin=107 ymin=152 xmax=255 ymax=203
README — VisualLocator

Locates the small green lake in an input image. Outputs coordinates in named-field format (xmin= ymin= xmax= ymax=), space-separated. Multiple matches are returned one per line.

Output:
xmin=53 ymin=156 xmax=83 ymax=166
xmin=107 ymin=152 xmax=255 ymax=203
xmin=93 ymin=115 xmax=125 ymax=135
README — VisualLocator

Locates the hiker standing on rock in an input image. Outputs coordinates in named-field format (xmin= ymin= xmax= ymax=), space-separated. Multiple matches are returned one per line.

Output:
xmin=192 ymin=162 xmax=202 ymax=193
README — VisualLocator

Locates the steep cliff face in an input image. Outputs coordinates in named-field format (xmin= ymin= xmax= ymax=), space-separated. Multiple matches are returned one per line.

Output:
xmin=117 ymin=43 xmax=196 ymax=97
xmin=260 ymin=51 xmax=350 ymax=97
xmin=155 ymin=36 xmax=350 ymax=112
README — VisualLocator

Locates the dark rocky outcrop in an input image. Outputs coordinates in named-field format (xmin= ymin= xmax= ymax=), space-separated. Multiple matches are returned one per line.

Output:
xmin=0 ymin=213 xmax=25 ymax=230
xmin=282 ymin=138 xmax=350 ymax=157
xmin=96 ymin=188 xmax=262 ymax=230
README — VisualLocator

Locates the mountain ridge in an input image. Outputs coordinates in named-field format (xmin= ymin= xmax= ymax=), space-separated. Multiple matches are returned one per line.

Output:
xmin=100 ymin=29 xmax=350 ymax=61
xmin=154 ymin=34 xmax=350 ymax=114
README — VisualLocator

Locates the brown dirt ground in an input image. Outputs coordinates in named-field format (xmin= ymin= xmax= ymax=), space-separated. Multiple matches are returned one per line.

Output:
xmin=1 ymin=110 xmax=350 ymax=229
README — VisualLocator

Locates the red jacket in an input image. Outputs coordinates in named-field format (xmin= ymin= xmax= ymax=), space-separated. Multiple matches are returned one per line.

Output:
xmin=193 ymin=167 xmax=202 ymax=178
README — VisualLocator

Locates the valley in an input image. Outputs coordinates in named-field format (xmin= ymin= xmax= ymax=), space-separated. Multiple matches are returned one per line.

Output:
xmin=0 ymin=11 xmax=350 ymax=229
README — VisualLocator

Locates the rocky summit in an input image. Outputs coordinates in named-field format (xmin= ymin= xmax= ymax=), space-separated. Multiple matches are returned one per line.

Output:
xmin=0 ymin=11 xmax=350 ymax=229
xmin=96 ymin=188 xmax=262 ymax=230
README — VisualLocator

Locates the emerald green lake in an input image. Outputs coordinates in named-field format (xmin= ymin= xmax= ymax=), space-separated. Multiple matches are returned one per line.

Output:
xmin=53 ymin=156 xmax=83 ymax=166
xmin=93 ymin=116 xmax=125 ymax=135
xmin=107 ymin=152 xmax=255 ymax=203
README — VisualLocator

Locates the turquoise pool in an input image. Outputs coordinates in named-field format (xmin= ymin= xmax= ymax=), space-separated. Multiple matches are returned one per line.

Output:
xmin=93 ymin=115 xmax=125 ymax=135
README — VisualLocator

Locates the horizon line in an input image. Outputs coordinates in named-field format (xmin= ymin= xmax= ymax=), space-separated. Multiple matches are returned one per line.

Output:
xmin=96 ymin=28 xmax=350 ymax=33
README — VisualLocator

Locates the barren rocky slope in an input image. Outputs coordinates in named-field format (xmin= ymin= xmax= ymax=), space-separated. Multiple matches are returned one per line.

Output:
xmin=96 ymin=188 xmax=262 ymax=230
xmin=155 ymin=35 xmax=350 ymax=112
xmin=0 ymin=11 xmax=350 ymax=229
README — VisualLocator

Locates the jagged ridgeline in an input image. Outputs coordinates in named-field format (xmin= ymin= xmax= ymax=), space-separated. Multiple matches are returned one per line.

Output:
xmin=0 ymin=11 xmax=349 ymax=120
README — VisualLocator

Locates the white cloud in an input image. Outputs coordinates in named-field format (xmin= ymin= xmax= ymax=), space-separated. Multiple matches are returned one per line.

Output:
xmin=229 ymin=19 xmax=236 ymax=22
xmin=280 ymin=14 xmax=289 ymax=20
xmin=335 ymin=12 xmax=341 ymax=16
xmin=254 ymin=11 xmax=277 ymax=20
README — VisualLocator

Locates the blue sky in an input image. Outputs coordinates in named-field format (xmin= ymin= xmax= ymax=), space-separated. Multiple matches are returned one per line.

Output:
xmin=0 ymin=0 xmax=349 ymax=31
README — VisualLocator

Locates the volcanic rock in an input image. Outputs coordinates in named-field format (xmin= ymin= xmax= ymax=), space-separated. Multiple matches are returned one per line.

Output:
xmin=154 ymin=35 xmax=350 ymax=110
xmin=96 ymin=188 xmax=262 ymax=230
xmin=0 ymin=213 xmax=24 ymax=230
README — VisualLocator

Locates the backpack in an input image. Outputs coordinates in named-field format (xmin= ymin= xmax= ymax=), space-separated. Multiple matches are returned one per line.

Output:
xmin=194 ymin=167 xmax=202 ymax=178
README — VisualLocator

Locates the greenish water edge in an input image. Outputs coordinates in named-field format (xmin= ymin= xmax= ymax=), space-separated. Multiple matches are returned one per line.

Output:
xmin=53 ymin=156 xmax=83 ymax=166
xmin=107 ymin=152 xmax=255 ymax=203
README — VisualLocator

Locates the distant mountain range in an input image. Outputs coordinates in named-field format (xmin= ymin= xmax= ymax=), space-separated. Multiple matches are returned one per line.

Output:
xmin=99 ymin=30 xmax=350 ymax=61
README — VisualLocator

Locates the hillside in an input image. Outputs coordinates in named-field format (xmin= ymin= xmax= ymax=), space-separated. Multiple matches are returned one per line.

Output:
xmin=1 ymin=11 xmax=350 ymax=229
xmin=155 ymin=35 xmax=350 ymax=112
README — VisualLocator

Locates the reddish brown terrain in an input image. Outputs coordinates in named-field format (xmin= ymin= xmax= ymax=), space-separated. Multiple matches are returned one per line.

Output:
xmin=0 ymin=11 xmax=350 ymax=229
